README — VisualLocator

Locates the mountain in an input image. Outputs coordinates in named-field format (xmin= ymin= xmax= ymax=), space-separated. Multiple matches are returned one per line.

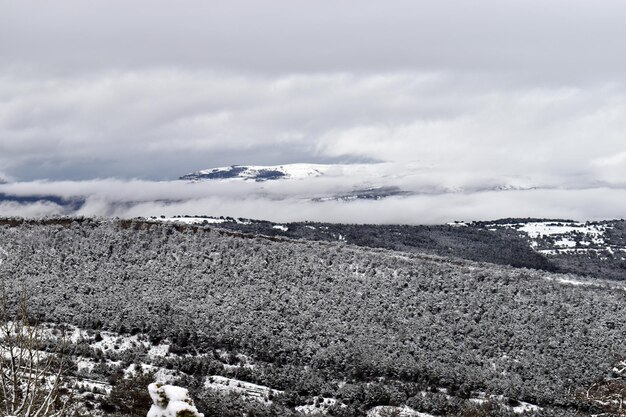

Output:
xmin=180 ymin=163 xmax=539 ymax=190
xmin=178 ymin=162 xmax=541 ymax=204
xmin=179 ymin=164 xmax=328 ymax=182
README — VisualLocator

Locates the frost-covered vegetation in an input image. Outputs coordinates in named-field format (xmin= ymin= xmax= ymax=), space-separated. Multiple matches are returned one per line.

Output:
xmin=0 ymin=217 xmax=624 ymax=416
xmin=162 ymin=216 xmax=556 ymax=271
xmin=481 ymin=219 xmax=626 ymax=281
xmin=147 ymin=383 xmax=204 ymax=417
xmin=197 ymin=216 xmax=626 ymax=281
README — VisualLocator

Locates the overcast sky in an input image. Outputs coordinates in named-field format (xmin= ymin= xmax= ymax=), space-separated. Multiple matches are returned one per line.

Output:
xmin=1 ymin=0 xmax=626 ymax=183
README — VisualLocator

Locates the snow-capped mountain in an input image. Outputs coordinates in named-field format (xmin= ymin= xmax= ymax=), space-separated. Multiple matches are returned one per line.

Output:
xmin=179 ymin=163 xmax=538 ymax=191
xmin=179 ymin=163 xmax=424 ymax=201
xmin=177 ymin=162 xmax=544 ymax=203
xmin=180 ymin=164 xmax=328 ymax=182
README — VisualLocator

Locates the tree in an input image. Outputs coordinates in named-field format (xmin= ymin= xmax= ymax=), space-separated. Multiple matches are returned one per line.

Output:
xmin=576 ymin=358 xmax=626 ymax=416
xmin=0 ymin=296 xmax=71 ymax=417
xmin=102 ymin=368 xmax=154 ymax=417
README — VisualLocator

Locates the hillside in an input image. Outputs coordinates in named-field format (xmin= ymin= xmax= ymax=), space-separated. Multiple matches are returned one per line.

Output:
xmin=477 ymin=219 xmax=626 ymax=281
xmin=175 ymin=216 xmax=625 ymax=281
xmin=185 ymin=217 xmax=557 ymax=272
xmin=0 ymin=218 xmax=624 ymax=415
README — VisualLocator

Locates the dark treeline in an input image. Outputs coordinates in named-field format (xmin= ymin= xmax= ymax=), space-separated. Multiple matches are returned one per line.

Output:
xmin=207 ymin=219 xmax=557 ymax=271
xmin=214 ymin=217 xmax=626 ymax=281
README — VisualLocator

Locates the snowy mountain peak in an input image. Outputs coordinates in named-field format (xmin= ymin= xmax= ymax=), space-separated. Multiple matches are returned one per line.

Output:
xmin=179 ymin=164 xmax=328 ymax=182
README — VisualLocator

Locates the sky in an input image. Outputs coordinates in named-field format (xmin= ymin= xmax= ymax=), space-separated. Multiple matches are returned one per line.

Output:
xmin=1 ymin=0 xmax=626 ymax=221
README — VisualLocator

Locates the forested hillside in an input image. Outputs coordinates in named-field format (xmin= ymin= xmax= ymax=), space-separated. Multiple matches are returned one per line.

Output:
xmin=0 ymin=218 xmax=624 ymax=416
xmin=203 ymin=217 xmax=626 ymax=281
xmin=204 ymin=218 xmax=557 ymax=271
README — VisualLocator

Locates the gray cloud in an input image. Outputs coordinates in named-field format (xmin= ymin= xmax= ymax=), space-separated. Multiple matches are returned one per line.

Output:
xmin=0 ymin=201 xmax=65 ymax=218
xmin=1 ymin=177 xmax=626 ymax=224
xmin=2 ymin=0 xmax=626 ymax=221
xmin=2 ymin=0 xmax=626 ymax=83
xmin=1 ymin=70 xmax=626 ymax=183
xmin=103 ymin=188 xmax=626 ymax=224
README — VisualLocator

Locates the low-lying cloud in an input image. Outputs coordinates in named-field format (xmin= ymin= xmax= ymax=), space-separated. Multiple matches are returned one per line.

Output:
xmin=1 ymin=174 xmax=625 ymax=224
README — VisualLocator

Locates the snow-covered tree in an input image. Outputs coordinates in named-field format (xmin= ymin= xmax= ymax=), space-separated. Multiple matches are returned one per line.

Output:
xmin=0 ymin=298 xmax=70 ymax=417
xmin=146 ymin=383 xmax=204 ymax=417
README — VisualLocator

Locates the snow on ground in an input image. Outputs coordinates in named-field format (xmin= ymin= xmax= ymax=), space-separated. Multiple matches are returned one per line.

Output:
xmin=148 ymin=344 xmax=170 ymax=357
xmin=125 ymin=363 xmax=181 ymax=384
xmin=41 ymin=324 xmax=173 ymax=360
xmin=74 ymin=380 xmax=111 ymax=395
xmin=272 ymin=225 xmax=288 ymax=232
xmin=553 ymin=238 xmax=577 ymax=248
xmin=469 ymin=393 xmax=542 ymax=414
xmin=553 ymin=277 xmax=594 ymax=287
xmin=511 ymin=401 xmax=542 ymax=414
xmin=90 ymin=332 xmax=146 ymax=352
xmin=367 ymin=405 xmax=437 ymax=417
xmin=447 ymin=221 xmax=468 ymax=227
xmin=515 ymin=222 xmax=607 ymax=239
xmin=541 ymin=274 xmax=626 ymax=292
xmin=217 ymin=351 xmax=256 ymax=370
xmin=205 ymin=375 xmax=283 ymax=404
xmin=77 ymin=359 xmax=96 ymax=373
xmin=487 ymin=221 xmax=624 ymax=256
xmin=154 ymin=216 xmax=226 ymax=225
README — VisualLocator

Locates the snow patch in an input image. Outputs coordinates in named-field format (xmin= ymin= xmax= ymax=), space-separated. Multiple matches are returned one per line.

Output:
xmin=205 ymin=375 xmax=283 ymax=404
xmin=487 ymin=221 xmax=625 ymax=256
xmin=126 ymin=363 xmax=180 ymax=384
xmin=155 ymin=216 xmax=226 ymax=225
xmin=367 ymin=405 xmax=437 ymax=417
xmin=515 ymin=222 xmax=607 ymax=239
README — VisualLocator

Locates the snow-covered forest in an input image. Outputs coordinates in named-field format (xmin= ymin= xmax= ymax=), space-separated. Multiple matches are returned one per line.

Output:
xmin=0 ymin=218 xmax=624 ymax=416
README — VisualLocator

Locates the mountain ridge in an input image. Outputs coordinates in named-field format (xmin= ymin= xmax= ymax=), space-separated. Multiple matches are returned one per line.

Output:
xmin=179 ymin=163 xmax=329 ymax=182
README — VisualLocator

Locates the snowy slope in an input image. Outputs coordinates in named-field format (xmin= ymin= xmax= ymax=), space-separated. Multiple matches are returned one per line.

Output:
xmin=179 ymin=163 xmax=538 ymax=192
xmin=180 ymin=164 xmax=329 ymax=182
xmin=486 ymin=220 xmax=626 ymax=258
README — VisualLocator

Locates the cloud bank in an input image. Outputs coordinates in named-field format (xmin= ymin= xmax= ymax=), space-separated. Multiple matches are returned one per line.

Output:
xmin=0 ymin=174 xmax=625 ymax=224
xmin=2 ymin=70 xmax=626 ymax=184
xmin=2 ymin=0 xmax=626 ymax=222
